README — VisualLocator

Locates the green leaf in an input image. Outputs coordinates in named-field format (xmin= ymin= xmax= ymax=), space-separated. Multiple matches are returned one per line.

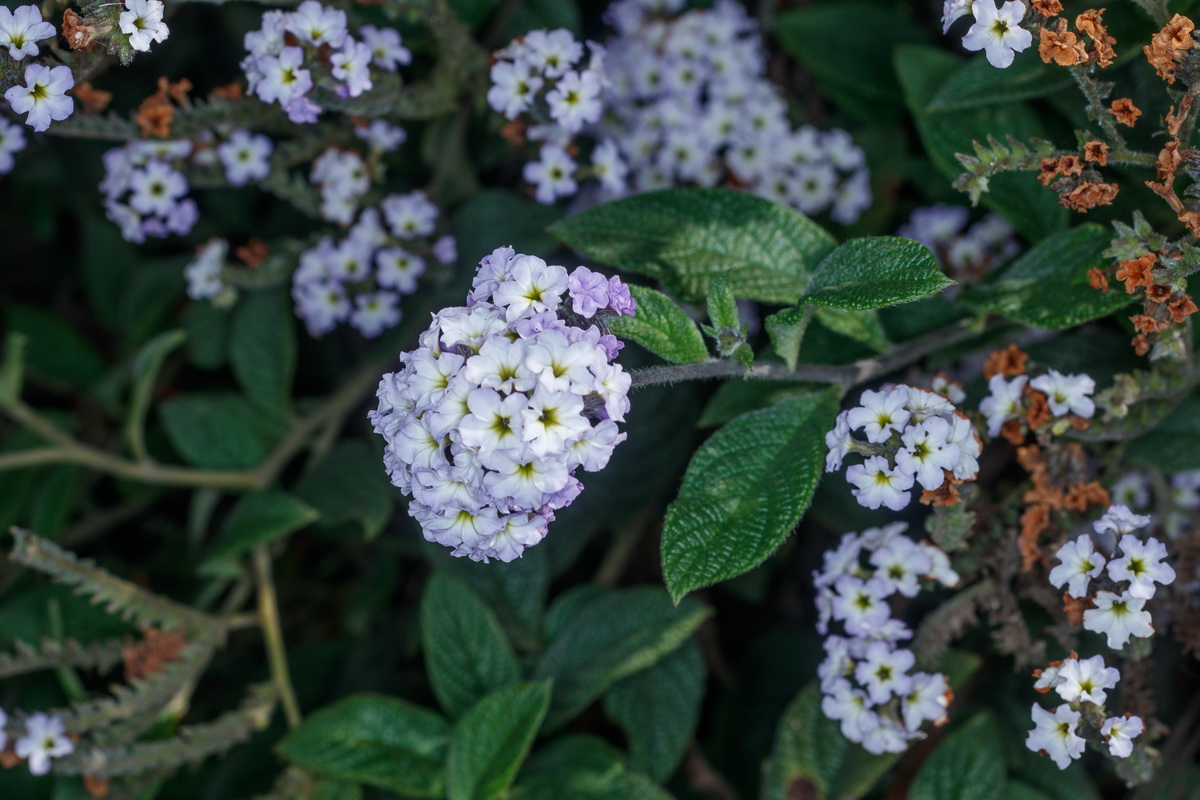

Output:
xmin=229 ymin=287 xmax=297 ymax=414
xmin=549 ymin=188 xmax=837 ymax=303
xmin=1126 ymin=390 xmax=1200 ymax=472
xmin=6 ymin=306 xmax=105 ymax=390
xmin=447 ymin=0 xmax=503 ymax=30
xmin=533 ymin=587 xmax=711 ymax=730
xmin=895 ymin=45 xmax=1066 ymax=241
xmin=420 ymin=571 xmax=521 ymax=719
xmin=909 ymin=713 xmax=1007 ymax=800
xmin=602 ymin=640 xmax=705 ymax=782
xmin=706 ymin=277 xmax=740 ymax=329
xmin=803 ymin=237 xmax=953 ymax=310
xmin=513 ymin=736 xmax=675 ymax=800
xmin=928 ymin=52 xmax=1074 ymax=112
xmin=294 ymin=441 xmax=394 ymax=540
xmin=813 ymin=308 xmax=889 ymax=353
xmin=608 ymin=286 xmax=709 ymax=364
xmin=124 ymin=329 xmax=186 ymax=460
xmin=159 ymin=393 xmax=288 ymax=470
xmin=447 ymin=682 xmax=551 ymax=800
xmin=765 ymin=306 xmax=812 ymax=372
xmin=661 ymin=389 xmax=840 ymax=602
xmin=451 ymin=189 xmax=563 ymax=263
xmin=184 ymin=302 xmax=232 ymax=370
xmin=0 ymin=333 xmax=27 ymax=408
xmin=277 ymin=694 xmax=449 ymax=797
xmin=965 ymin=224 xmax=1135 ymax=328
xmin=442 ymin=546 xmax=548 ymax=652
xmin=763 ymin=682 xmax=899 ymax=800
xmin=698 ymin=380 xmax=821 ymax=428
xmin=203 ymin=492 xmax=319 ymax=565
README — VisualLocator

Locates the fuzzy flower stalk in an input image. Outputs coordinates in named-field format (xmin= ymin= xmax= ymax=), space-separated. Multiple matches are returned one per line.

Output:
xmin=369 ymin=247 xmax=636 ymax=562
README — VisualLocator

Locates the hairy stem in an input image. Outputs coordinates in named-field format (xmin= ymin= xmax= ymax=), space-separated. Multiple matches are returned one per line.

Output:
xmin=253 ymin=546 xmax=302 ymax=729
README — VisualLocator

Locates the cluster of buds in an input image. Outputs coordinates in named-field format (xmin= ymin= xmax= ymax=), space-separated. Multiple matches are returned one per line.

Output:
xmin=369 ymin=247 xmax=636 ymax=563
xmin=815 ymin=523 xmax=958 ymax=754
xmin=825 ymin=384 xmax=981 ymax=511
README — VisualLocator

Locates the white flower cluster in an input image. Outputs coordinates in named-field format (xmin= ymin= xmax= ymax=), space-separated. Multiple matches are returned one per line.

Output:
xmin=943 ymin=0 xmax=1033 ymax=69
xmin=980 ymin=368 xmax=1096 ymax=438
xmin=292 ymin=192 xmax=454 ymax=338
xmin=1108 ymin=468 xmax=1200 ymax=539
xmin=0 ymin=118 xmax=26 ymax=174
xmin=101 ymin=140 xmax=198 ymax=243
xmin=217 ymin=129 xmax=273 ymax=188
xmin=311 ymin=147 xmax=371 ymax=225
xmin=242 ymin=1 xmax=411 ymax=124
xmin=5 ymin=63 xmax=74 ymax=133
xmin=1027 ymin=654 xmax=1145 ymax=769
xmin=0 ymin=710 xmax=74 ymax=775
xmin=825 ymin=385 xmax=981 ymax=511
xmin=898 ymin=204 xmax=1019 ymax=286
xmin=119 ymin=0 xmax=169 ymax=53
xmin=1049 ymin=505 xmax=1175 ymax=649
xmin=488 ymin=0 xmax=871 ymax=222
xmin=815 ymin=522 xmax=959 ymax=754
xmin=369 ymin=247 xmax=636 ymax=563
xmin=184 ymin=239 xmax=231 ymax=302
xmin=0 ymin=5 xmax=55 ymax=61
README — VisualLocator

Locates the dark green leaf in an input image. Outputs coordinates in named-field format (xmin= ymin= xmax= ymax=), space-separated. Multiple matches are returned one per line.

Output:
xmin=184 ymin=302 xmax=232 ymax=370
xmin=909 ymin=713 xmax=1007 ymax=800
xmin=804 ymin=237 xmax=953 ymax=310
xmin=763 ymin=682 xmax=898 ymax=800
xmin=6 ymin=306 xmax=105 ymax=389
xmin=0 ymin=333 xmax=27 ymax=408
xmin=533 ymin=587 xmax=711 ymax=730
xmin=447 ymin=0 xmax=503 ymax=30
xmin=513 ymin=736 xmax=675 ymax=800
xmin=229 ymin=287 xmax=297 ymax=414
xmin=125 ymin=329 xmax=186 ymax=460
xmin=452 ymin=189 xmax=563 ymax=264
xmin=765 ymin=306 xmax=812 ymax=372
xmin=1126 ymin=390 xmax=1200 ymax=471
xmin=661 ymin=389 xmax=840 ymax=602
xmin=698 ymin=380 xmax=821 ymax=428
xmin=421 ymin=571 xmax=521 ymax=719
xmin=442 ymin=545 xmax=548 ymax=652
xmin=159 ymin=393 xmax=288 ymax=470
xmin=603 ymin=640 xmax=705 ymax=781
xmin=706 ymin=277 xmax=740 ymax=329
xmin=294 ymin=441 xmax=394 ymax=540
xmin=608 ymin=286 xmax=708 ymax=364
xmin=549 ymin=188 xmax=837 ymax=303
xmin=447 ymin=682 xmax=551 ymax=800
xmin=928 ymin=52 xmax=1074 ymax=112
xmin=813 ymin=308 xmax=889 ymax=353
xmin=277 ymin=694 xmax=449 ymax=797
xmin=965 ymin=225 xmax=1135 ymax=328
xmin=204 ymin=492 xmax=319 ymax=565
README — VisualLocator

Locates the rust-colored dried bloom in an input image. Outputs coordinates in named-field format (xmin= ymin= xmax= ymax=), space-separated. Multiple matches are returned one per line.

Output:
xmin=1059 ymin=181 xmax=1118 ymax=212
xmin=83 ymin=775 xmax=110 ymax=798
xmin=1033 ymin=0 xmax=1064 ymax=16
xmin=1169 ymin=295 xmax=1199 ymax=322
xmin=1064 ymin=480 xmax=1109 ymax=512
xmin=1001 ymin=418 xmax=1026 ymax=445
xmin=73 ymin=81 xmax=112 ymax=113
xmin=1157 ymin=140 xmax=1183 ymax=181
xmin=1038 ymin=157 xmax=1061 ymax=186
xmin=1109 ymin=97 xmax=1142 ymax=126
xmin=920 ymin=478 xmax=962 ymax=507
xmin=211 ymin=81 xmax=244 ymax=100
xmin=1180 ymin=210 xmax=1200 ymax=237
xmin=1026 ymin=389 xmax=1052 ymax=431
xmin=1147 ymin=283 xmax=1173 ymax=301
xmin=1161 ymin=13 xmax=1195 ymax=49
xmin=1115 ymin=253 xmax=1156 ymax=293
xmin=1063 ymin=593 xmax=1090 ymax=627
xmin=236 ymin=238 xmax=268 ymax=267
xmin=984 ymin=343 xmax=1029 ymax=379
xmin=1132 ymin=333 xmax=1151 ymax=356
xmin=1131 ymin=314 xmax=1166 ymax=334
xmin=135 ymin=97 xmax=173 ymax=138
xmin=123 ymin=628 xmax=187 ymax=682
xmin=62 ymin=9 xmax=98 ymax=50
xmin=1040 ymin=20 xmax=1087 ymax=66
xmin=1057 ymin=155 xmax=1084 ymax=176
xmin=1020 ymin=504 xmax=1051 ymax=572
xmin=167 ymin=78 xmax=193 ymax=107
xmin=1145 ymin=15 xmax=1195 ymax=82
xmin=1083 ymin=140 xmax=1108 ymax=165
xmin=1088 ymin=267 xmax=1109 ymax=291
xmin=1077 ymin=9 xmax=1116 ymax=67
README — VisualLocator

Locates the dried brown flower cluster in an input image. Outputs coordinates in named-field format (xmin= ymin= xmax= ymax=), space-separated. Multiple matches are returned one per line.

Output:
xmin=134 ymin=77 xmax=194 ymax=138
xmin=1145 ymin=14 xmax=1195 ymax=83
xmin=1015 ymin=442 xmax=1109 ymax=573
xmin=1099 ymin=251 xmax=1199 ymax=355
xmin=1109 ymin=97 xmax=1142 ymax=126
xmin=1036 ymin=8 xmax=1116 ymax=68
xmin=1036 ymin=152 xmax=1118 ymax=212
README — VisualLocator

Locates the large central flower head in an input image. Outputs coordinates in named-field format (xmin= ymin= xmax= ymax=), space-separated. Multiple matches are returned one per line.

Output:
xmin=369 ymin=246 xmax=636 ymax=563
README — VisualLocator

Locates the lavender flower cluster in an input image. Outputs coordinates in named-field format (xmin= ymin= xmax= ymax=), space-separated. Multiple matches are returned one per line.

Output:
xmin=369 ymin=247 xmax=636 ymax=562
xmin=290 ymin=192 xmax=454 ymax=337
xmin=815 ymin=522 xmax=959 ymax=754
xmin=487 ymin=0 xmax=871 ymax=222
xmin=825 ymin=385 xmax=981 ymax=512
xmin=241 ymin=1 xmax=411 ymax=124
xmin=898 ymin=204 xmax=1019 ymax=287
xmin=101 ymin=140 xmax=199 ymax=243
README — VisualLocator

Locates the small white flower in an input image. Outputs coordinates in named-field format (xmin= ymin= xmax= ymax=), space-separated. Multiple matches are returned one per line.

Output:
xmin=1108 ymin=534 xmax=1175 ymax=600
xmin=901 ymin=672 xmax=949 ymax=732
xmin=846 ymin=455 xmax=914 ymax=511
xmin=185 ymin=239 xmax=228 ymax=300
xmin=979 ymin=373 xmax=1027 ymax=437
xmin=15 ymin=713 xmax=74 ymax=776
xmin=942 ymin=0 xmax=975 ymax=34
xmin=1083 ymin=591 xmax=1154 ymax=649
xmin=523 ymin=143 xmax=578 ymax=204
xmin=360 ymin=24 xmax=411 ymax=71
xmin=830 ymin=574 xmax=892 ymax=636
xmin=1054 ymin=655 xmax=1119 ymax=705
xmin=854 ymin=641 xmax=916 ymax=704
xmin=5 ymin=64 xmax=74 ymax=133
xmin=846 ymin=388 xmax=912 ymax=444
xmin=894 ymin=417 xmax=960 ymax=491
xmin=119 ymin=0 xmax=169 ymax=52
xmin=869 ymin=536 xmax=932 ymax=598
xmin=216 ymin=129 xmax=273 ymax=187
xmin=1030 ymin=369 xmax=1096 ymax=418
xmin=0 ymin=118 xmax=28 ymax=174
xmin=1026 ymin=703 xmax=1085 ymax=770
xmin=821 ymin=679 xmax=877 ymax=742
xmin=1094 ymin=505 xmax=1152 ymax=537
xmin=1048 ymin=535 xmax=1106 ymax=599
xmin=961 ymin=0 xmax=1033 ymax=69
xmin=0 ymin=5 xmax=56 ymax=60
xmin=1101 ymin=715 xmax=1144 ymax=758
xmin=824 ymin=410 xmax=852 ymax=472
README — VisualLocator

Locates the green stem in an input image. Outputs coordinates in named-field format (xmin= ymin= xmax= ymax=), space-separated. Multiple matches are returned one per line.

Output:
xmin=1070 ymin=66 xmax=1127 ymax=149
xmin=253 ymin=546 xmax=302 ymax=729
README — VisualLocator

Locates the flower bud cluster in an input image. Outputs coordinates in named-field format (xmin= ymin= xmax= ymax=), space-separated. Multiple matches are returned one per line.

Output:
xmin=369 ymin=246 xmax=636 ymax=563
xmin=1027 ymin=654 xmax=1144 ymax=769
xmin=815 ymin=522 xmax=959 ymax=754
xmin=0 ymin=709 xmax=74 ymax=775
xmin=241 ymin=1 xmax=411 ymax=124
xmin=101 ymin=140 xmax=198 ymax=243
xmin=980 ymin=367 xmax=1096 ymax=440
xmin=825 ymin=385 xmax=981 ymax=512
xmin=1048 ymin=505 xmax=1175 ymax=649
xmin=292 ymin=192 xmax=454 ymax=338
xmin=898 ymin=204 xmax=1019 ymax=287
xmin=488 ymin=0 xmax=871 ymax=222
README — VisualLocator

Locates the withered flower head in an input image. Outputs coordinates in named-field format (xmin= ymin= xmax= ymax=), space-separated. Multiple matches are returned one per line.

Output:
xmin=1109 ymin=97 xmax=1142 ymax=126
xmin=1087 ymin=267 xmax=1109 ymax=292
xmin=1058 ymin=181 xmax=1118 ymax=212
xmin=1083 ymin=140 xmax=1108 ymax=165
xmin=1115 ymin=253 xmax=1156 ymax=293
xmin=983 ymin=343 xmax=1029 ymax=379
xmin=1076 ymin=9 xmax=1116 ymax=68
xmin=1039 ymin=20 xmax=1087 ymax=66
xmin=1033 ymin=0 xmax=1064 ymax=17
xmin=73 ymin=81 xmax=113 ymax=114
